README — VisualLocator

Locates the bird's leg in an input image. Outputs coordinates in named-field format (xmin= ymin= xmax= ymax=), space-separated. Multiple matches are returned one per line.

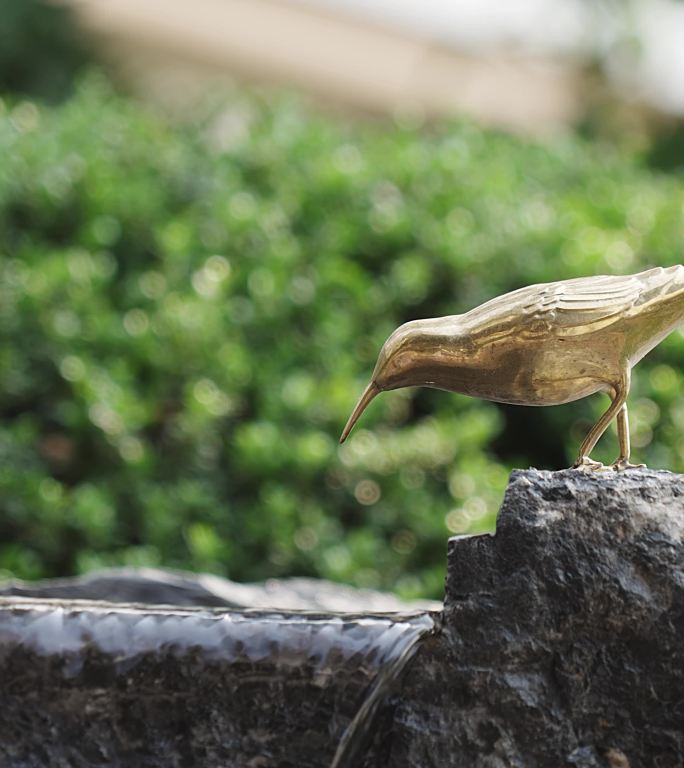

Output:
xmin=611 ymin=403 xmax=646 ymax=471
xmin=573 ymin=373 xmax=629 ymax=471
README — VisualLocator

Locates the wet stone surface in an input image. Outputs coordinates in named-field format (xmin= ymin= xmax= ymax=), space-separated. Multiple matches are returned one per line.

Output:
xmin=0 ymin=600 xmax=433 ymax=768
xmin=1 ymin=468 xmax=683 ymax=767
xmin=0 ymin=567 xmax=441 ymax=613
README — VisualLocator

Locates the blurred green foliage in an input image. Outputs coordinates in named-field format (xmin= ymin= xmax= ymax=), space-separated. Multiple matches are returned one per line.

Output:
xmin=1 ymin=76 xmax=684 ymax=599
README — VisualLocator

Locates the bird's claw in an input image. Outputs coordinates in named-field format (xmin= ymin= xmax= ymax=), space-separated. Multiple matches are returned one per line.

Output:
xmin=572 ymin=456 xmax=606 ymax=472
xmin=610 ymin=458 xmax=646 ymax=471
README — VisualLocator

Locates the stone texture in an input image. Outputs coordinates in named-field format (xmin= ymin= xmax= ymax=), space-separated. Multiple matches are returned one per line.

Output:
xmin=388 ymin=468 xmax=684 ymax=768
xmin=0 ymin=468 xmax=682 ymax=767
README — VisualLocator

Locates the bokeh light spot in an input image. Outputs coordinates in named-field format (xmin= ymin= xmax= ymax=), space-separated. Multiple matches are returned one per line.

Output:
xmin=354 ymin=479 xmax=381 ymax=506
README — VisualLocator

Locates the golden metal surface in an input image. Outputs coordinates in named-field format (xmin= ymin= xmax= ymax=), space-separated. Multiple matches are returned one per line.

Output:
xmin=340 ymin=265 xmax=684 ymax=470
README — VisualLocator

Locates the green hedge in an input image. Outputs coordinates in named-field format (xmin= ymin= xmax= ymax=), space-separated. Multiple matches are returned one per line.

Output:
xmin=2 ymin=76 xmax=684 ymax=597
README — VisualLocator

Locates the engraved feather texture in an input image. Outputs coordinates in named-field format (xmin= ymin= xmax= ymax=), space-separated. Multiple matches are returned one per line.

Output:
xmin=341 ymin=265 xmax=684 ymax=470
xmin=466 ymin=265 xmax=684 ymax=345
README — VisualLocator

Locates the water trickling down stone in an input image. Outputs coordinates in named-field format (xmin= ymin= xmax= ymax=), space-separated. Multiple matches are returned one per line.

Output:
xmin=0 ymin=597 xmax=435 ymax=767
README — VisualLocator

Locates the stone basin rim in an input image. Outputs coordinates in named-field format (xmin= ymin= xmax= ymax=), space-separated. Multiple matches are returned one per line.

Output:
xmin=0 ymin=595 xmax=441 ymax=624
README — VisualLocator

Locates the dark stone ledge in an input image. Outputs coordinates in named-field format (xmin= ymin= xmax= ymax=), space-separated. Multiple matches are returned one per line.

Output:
xmin=1 ymin=468 xmax=683 ymax=767
xmin=0 ymin=598 xmax=434 ymax=767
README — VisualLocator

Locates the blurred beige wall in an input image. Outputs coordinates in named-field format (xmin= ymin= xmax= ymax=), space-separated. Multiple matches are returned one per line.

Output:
xmin=68 ymin=0 xmax=585 ymax=135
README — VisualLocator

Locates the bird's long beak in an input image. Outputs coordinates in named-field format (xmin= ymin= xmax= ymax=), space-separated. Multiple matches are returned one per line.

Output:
xmin=339 ymin=381 xmax=380 ymax=444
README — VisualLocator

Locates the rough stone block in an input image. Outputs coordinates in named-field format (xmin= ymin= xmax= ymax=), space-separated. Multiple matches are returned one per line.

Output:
xmin=389 ymin=469 xmax=684 ymax=767
xmin=1 ymin=469 xmax=682 ymax=767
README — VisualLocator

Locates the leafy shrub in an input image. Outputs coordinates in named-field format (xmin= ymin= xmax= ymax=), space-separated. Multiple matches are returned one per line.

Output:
xmin=2 ymin=76 xmax=684 ymax=597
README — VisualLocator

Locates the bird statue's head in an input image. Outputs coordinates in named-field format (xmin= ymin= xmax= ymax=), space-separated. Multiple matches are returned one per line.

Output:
xmin=339 ymin=316 xmax=464 ymax=443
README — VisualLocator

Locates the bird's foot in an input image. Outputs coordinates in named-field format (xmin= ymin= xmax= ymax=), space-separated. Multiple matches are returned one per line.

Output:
xmin=610 ymin=457 xmax=647 ymax=471
xmin=572 ymin=456 xmax=606 ymax=472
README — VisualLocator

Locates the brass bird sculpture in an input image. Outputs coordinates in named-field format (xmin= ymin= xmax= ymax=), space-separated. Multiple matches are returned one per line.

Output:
xmin=340 ymin=265 xmax=684 ymax=470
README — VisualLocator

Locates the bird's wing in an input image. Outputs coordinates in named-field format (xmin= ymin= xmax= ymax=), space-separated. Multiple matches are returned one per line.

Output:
xmin=465 ymin=273 xmax=644 ymax=344
xmin=464 ymin=266 xmax=684 ymax=345
xmin=518 ymin=273 xmax=643 ymax=339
